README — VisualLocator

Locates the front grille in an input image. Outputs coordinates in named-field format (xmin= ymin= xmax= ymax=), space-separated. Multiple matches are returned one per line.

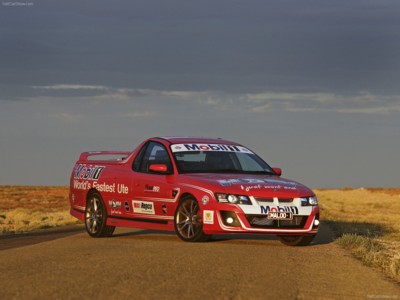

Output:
xmin=246 ymin=215 xmax=307 ymax=229
xmin=277 ymin=198 xmax=293 ymax=203
xmin=255 ymin=198 xmax=293 ymax=203
xmin=255 ymin=198 xmax=273 ymax=202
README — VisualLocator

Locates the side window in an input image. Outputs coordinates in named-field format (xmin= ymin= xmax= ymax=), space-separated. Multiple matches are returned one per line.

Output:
xmin=132 ymin=144 xmax=147 ymax=172
xmin=133 ymin=142 xmax=173 ymax=174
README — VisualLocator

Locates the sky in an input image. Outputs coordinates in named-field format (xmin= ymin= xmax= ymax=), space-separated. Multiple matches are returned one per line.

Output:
xmin=0 ymin=0 xmax=399 ymax=188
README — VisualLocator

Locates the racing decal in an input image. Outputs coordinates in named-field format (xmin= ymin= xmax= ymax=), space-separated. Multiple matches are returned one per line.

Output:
xmin=180 ymin=183 xmax=214 ymax=198
xmin=132 ymin=200 xmax=155 ymax=215
xmin=73 ymin=180 xmax=92 ymax=190
xmin=117 ymin=183 xmax=129 ymax=194
xmin=201 ymin=195 xmax=209 ymax=205
xmin=73 ymin=180 xmax=129 ymax=194
xmin=145 ymin=184 xmax=160 ymax=193
xmin=241 ymin=184 xmax=296 ymax=192
xmin=109 ymin=200 xmax=122 ymax=208
xmin=74 ymin=164 xmax=105 ymax=180
xmin=111 ymin=209 xmax=122 ymax=215
xmin=124 ymin=201 xmax=130 ymax=212
xmin=171 ymin=144 xmax=253 ymax=153
xmin=218 ymin=178 xmax=297 ymax=191
xmin=203 ymin=210 xmax=214 ymax=224
xmin=260 ymin=206 xmax=299 ymax=215
xmin=219 ymin=178 xmax=297 ymax=185
xmin=93 ymin=182 xmax=116 ymax=193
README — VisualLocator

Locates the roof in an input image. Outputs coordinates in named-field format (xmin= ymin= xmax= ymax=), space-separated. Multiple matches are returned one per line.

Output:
xmin=156 ymin=136 xmax=240 ymax=145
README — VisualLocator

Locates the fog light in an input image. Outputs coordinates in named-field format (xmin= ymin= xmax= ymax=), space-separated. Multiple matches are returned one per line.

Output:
xmin=226 ymin=217 xmax=234 ymax=224
xmin=220 ymin=211 xmax=241 ymax=227
xmin=314 ymin=219 xmax=320 ymax=226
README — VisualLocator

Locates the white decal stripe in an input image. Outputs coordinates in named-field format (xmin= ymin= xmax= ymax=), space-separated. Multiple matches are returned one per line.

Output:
xmin=123 ymin=214 xmax=173 ymax=220
xmin=73 ymin=205 xmax=86 ymax=211
xmin=135 ymin=197 xmax=177 ymax=203
xmin=135 ymin=215 xmax=173 ymax=220
xmin=180 ymin=183 xmax=214 ymax=197
xmin=132 ymin=188 xmax=180 ymax=203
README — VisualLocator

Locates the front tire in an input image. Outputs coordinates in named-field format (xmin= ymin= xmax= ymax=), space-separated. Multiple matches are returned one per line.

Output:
xmin=278 ymin=235 xmax=315 ymax=246
xmin=85 ymin=191 xmax=115 ymax=238
xmin=174 ymin=196 xmax=210 ymax=242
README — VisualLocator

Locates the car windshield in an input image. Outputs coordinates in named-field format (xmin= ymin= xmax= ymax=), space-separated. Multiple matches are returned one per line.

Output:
xmin=170 ymin=144 xmax=275 ymax=174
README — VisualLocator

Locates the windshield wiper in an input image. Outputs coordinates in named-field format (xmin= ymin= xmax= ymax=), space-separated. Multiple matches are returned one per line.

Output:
xmin=206 ymin=169 xmax=242 ymax=173
xmin=246 ymin=170 xmax=275 ymax=175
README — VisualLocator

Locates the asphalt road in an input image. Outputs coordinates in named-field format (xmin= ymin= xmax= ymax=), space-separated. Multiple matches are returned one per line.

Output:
xmin=1 ymin=224 xmax=399 ymax=300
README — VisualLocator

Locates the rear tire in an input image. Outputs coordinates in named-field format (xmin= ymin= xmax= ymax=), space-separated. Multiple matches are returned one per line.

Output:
xmin=278 ymin=235 xmax=315 ymax=246
xmin=174 ymin=196 xmax=210 ymax=242
xmin=85 ymin=191 xmax=115 ymax=238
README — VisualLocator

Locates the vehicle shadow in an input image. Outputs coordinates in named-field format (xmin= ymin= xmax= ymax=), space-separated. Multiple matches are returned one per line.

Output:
xmin=111 ymin=222 xmax=335 ymax=246
xmin=110 ymin=220 xmax=388 ymax=246
xmin=111 ymin=228 xmax=176 ymax=238
xmin=0 ymin=224 xmax=85 ymax=251
xmin=209 ymin=222 xmax=335 ymax=246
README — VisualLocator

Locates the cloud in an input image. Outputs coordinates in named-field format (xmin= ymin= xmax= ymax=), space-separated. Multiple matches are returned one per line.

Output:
xmin=32 ymin=84 xmax=110 ymax=91
xmin=242 ymin=91 xmax=400 ymax=115
xmin=50 ymin=112 xmax=84 ymax=123
xmin=22 ymin=84 xmax=400 ymax=116
xmin=333 ymin=104 xmax=400 ymax=115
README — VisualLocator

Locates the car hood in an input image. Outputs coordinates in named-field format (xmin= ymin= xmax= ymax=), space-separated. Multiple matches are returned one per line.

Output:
xmin=179 ymin=173 xmax=314 ymax=198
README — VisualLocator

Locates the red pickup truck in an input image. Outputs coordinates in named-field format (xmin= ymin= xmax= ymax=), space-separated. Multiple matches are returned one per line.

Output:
xmin=69 ymin=136 xmax=319 ymax=246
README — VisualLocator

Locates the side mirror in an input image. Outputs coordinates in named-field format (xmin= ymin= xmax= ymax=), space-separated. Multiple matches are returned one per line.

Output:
xmin=149 ymin=164 xmax=169 ymax=173
xmin=272 ymin=168 xmax=282 ymax=176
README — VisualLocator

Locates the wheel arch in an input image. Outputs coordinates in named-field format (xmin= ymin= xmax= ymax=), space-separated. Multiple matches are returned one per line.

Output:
xmin=178 ymin=192 xmax=197 ymax=203
xmin=86 ymin=187 xmax=100 ymax=198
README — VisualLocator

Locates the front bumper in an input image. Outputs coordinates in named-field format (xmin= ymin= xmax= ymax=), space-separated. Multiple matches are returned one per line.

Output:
xmin=203 ymin=205 xmax=319 ymax=236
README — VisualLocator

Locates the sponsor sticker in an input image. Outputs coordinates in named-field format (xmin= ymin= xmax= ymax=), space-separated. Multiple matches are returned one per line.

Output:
xmin=171 ymin=144 xmax=253 ymax=153
xmin=109 ymin=200 xmax=122 ymax=208
xmin=162 ymin=203 xmax=167 ymax=214
xmin=74 ymin=164 xmax=105 ymax=180
xmin=132 ymin=200 xmax=155 ymax=215
xmin=260 ymin=206 xmax=299 ymax=215
xmin=145 ymin=184 xmax=160 ymax=193
xmin=124 ymin=201 xmax=130 ymax=212
xmin=201 ymin=195 xmax=209 ymax=205
xmin=217 ymin=178 xmax=297 ymax=191
xmin=203 ymin=210 xmax=214 ymax=224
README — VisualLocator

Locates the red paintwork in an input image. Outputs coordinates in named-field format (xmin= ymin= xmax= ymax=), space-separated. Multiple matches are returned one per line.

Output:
xmin=69 ymin=137 xmax=319 ymax=237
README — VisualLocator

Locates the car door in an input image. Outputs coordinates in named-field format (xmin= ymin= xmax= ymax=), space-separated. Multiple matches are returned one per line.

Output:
xmin=131 ymin=141 xmax=177 ymax=219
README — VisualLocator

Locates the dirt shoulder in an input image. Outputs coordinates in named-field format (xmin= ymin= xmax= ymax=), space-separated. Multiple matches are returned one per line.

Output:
xmin=0 ymin=224 xmax=399 ymax=299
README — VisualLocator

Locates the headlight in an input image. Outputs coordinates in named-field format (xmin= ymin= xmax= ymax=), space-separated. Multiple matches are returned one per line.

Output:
xmin=215 ymin=193 xmax=250 ymax=204
xmin=309 ymin=196 xmax=318 ymax=205
xmin=301 ymin=196 xmax=318 ymax=206
xmin=227 ymin=195 xmax=238 ymax=203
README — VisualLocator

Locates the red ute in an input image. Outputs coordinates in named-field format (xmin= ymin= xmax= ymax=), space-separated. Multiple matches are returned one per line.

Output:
xmin=70 ymin=137 xmax=319 ymax=246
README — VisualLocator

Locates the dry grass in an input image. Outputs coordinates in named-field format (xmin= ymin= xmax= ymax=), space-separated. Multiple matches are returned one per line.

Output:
xmin=315 ymin=188 xmax=400 ymax=282
xmin=0 ymin=186 xmax=79 ymax=235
